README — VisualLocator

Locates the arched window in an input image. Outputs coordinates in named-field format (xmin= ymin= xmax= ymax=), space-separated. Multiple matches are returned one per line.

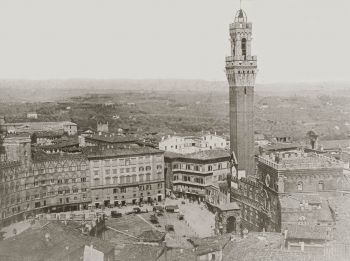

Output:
xmin=318 ymin=181 xmax=324 ymax=191
xmin=297 ymin=181 xmax=303 ymax=191
xmin=241 ymin=38 xmax=247 ymax=57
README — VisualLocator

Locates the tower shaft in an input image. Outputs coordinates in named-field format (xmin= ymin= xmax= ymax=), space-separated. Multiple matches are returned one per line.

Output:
xmin=226 ymin=10 xmax=257 ymax=177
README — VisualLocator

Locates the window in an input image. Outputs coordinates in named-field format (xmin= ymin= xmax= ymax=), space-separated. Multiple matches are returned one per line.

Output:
xmin=208 ymin=165 xmax=212 ymax=171
xmin=146 ymin=174 xmax=151 ymax=181
xmin=218 ymin=163 xmax=222 ymax=170
xmin=126 ymin=176 xmax=131 ymax=183
xmin=297 ymin=181 xmax=303 ymax=191
xmin=113 ymin=169 xmax=117 ymax=174
xmin=186 ymin=164 xmax=191 ymax=170
xmin=121 ymin=188 xmax=126 ymax=193
xmin=318 ymin=181 xmax=325 ymax=191
xmin=94 ymin=170 xmax=99 ymax=176
xmin=105 ymin=169 xmax=110 ymax=175
xmin=104 ymin=160 xmax=110 ymax=166
xmin=139 ymin=167 xmax=144 ymax=172
xmin=242 ymin=38 xmax=247 ymax=57
xmin=145 ymin=166 xmax=151 ymax=171
xmin=139 ymin=174 xmax=144 ymax=182
xmin=72 ymin=187 xmax=78 ymax=193
xmin=81 ymin=177 xmax=86 ymax=182
xmin=194 ymin=166 xmax=200 ymax=171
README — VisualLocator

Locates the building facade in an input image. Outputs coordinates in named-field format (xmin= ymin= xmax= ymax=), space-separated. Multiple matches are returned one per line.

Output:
xmin=0 ymin=121 xmax=77 ymax=136
xmin=164 ymin=150 xmax=231 ymax=201
xmin=257 ymin=150 xmax=343 ymax=195
xmin=0 ymin=154 xmax=91 ymax=226
xmin=159 ymin=133 xmax=227 ymax=155
xmin=225 ymin=9 xmax=257 ymax=177
xmin=230 ymin=176 xmax=281 ymax=232
xmin=86 ymin=147 xmax=165 ymax=207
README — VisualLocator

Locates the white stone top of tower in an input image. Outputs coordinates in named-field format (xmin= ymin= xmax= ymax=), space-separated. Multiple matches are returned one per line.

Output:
xmin=234 ymin=9 xmax=247 ymax=24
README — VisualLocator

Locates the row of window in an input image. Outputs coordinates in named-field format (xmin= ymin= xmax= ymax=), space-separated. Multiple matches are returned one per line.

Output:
xmin=0 ymin=188 xmax=88 ymax=207
xmin=173 ymin=175 xmax=205 ymax=184
xmin=93 ymin=156 xmax=161 ymax=167
xmin=30 ymin=177 xmax=87 ymax=188
xmin=0 ymin=177 xmax=88 ymax=193
xmin=109 ymin=183 xmax=163 ymax=194
xmin=33 ymin=165 xmax=88 ymax=175
xmin=94 ymin=173 xmax=163 ymax=186
xmin=172 ymin=163 xmax=224 ymax=172
xmin=93 ymin=165 xmax=159 ymax=176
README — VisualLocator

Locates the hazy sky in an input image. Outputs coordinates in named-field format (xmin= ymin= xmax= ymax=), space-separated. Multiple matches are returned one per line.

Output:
xmin=0 ymin=0 xmax=349 ymax=83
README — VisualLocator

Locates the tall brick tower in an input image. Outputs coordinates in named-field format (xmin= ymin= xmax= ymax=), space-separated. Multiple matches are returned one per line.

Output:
xmin=226 ymin=9 xmax=257 ymax=177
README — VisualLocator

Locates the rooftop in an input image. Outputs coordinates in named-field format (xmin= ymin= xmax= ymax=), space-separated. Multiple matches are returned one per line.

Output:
xmin=223 ymin=232 xmax=283 ymax=260
xmin=258 ymin=151 xmax=343 ymax=170
xmin=3 ymin=121 xmax=76 ymax=126
xmin=115 ymin=243 xmax=163 ymax=261
xmin=319 ymin=139 xmax=350 ymax=150
xmin=0 ymin=221 xmax=114 ymax=261
xmin=215 ymin=202 xmax=240 ymax=211
xmin=84 ymin=146 xmax=163 ymax=159
xmin=165 ymin=149 xmax=230 ymax=161
xmin=188 ymin=234 xmax=232 ymax=255
xmin=86 ymin=133 xmax=139 ymax=143
xmin=285 ymin=224 xmax=332 ymax=241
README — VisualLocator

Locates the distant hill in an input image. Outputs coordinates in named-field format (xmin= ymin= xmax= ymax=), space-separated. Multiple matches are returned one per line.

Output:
xmin=0 ymin=79 xmax=349 ymax=102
